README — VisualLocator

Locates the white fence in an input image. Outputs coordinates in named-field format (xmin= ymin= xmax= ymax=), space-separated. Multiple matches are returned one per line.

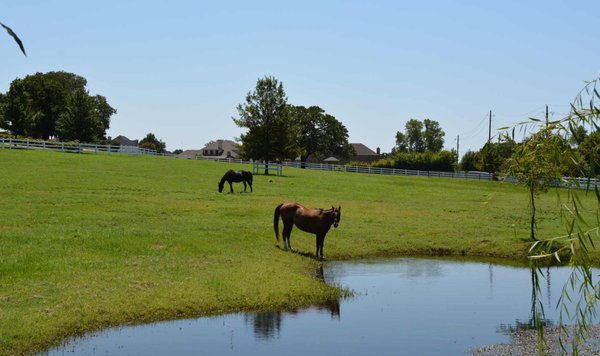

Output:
xmin=0 ymin=138 xmax=166 ymax=156
xmin=17 ymin=137 xmax=599 ymax=186
xmin=252 ymin=161 xmax=283 ymax=176
xmin=199 ymin=156 xmax=493 ymax=181
xmin=503 ymin=175 xmax=600 ymax=190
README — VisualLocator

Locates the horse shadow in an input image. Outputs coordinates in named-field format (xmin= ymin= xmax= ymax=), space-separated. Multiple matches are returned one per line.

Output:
xmin=274 ymin=245 xmax=324 ymax=260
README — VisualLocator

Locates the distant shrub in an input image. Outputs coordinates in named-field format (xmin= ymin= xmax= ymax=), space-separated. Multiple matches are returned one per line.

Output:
xmin=370 ymin=150 xmax=456 ymax=171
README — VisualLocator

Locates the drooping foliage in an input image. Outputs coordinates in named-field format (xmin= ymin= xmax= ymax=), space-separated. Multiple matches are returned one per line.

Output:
xmin=504 ymin=75 xmax=600 ymax=353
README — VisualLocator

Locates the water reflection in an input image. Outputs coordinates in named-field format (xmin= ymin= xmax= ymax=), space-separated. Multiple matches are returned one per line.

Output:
xmin=244 ymin=299 xmax=340 ymax=341
xmin=496 ymin=265 xmax=555 ymax=335
xmin=47 ymin=258 xmax=592 ymax=355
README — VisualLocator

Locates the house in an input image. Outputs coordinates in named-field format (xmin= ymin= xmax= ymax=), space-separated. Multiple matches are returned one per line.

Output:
xmin=112 ymin=135 xmax=139 ymax=146
xmin=304 ymin=143 xmax=381 ymax=165
xmin=177 ymin=139 xmax=240 ymax=160
xmin=349 ymin=143 xmax=381 ymax=163
xmin=176 ymin=149 xmax=204 ymax=159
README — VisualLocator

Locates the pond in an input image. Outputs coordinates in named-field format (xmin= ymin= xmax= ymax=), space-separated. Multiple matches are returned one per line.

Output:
xmin=47 ymin=258 xmax=588 ymax=355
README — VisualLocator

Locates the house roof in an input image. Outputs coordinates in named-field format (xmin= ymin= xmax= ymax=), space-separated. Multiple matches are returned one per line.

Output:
xmin=351 ymin=143 xmax=378 ymax=156
xmin=113 ymin=135 xmax=138 ymax=146
xmin=177 ymin=149 xmax=203 ymax=159
xmin=202 ymin=139 xmax=238 ymax=152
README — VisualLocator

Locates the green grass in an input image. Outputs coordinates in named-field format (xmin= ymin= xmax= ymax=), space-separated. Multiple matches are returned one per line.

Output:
xmin=0 ymin=149 xmax=597 ymax=354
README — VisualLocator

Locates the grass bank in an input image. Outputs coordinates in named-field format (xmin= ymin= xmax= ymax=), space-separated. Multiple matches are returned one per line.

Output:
xmin=0 ymin=150 xmax=597 ymax=354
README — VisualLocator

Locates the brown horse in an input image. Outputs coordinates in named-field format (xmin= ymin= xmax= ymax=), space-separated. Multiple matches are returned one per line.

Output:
xmin=273 ymin=202 xmax=341 ymax=259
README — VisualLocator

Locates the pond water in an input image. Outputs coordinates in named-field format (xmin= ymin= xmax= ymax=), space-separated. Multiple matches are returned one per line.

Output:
xmin=48 ymin=258 xmax=588 ymax=355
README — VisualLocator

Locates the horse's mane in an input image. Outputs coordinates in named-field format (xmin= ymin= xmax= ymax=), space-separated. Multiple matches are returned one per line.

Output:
xmin=318 ymin=207 xmax=336 ymax=215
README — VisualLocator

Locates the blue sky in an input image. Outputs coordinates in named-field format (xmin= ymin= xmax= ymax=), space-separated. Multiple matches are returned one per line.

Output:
xmin=2 ymin=1 xmax=599 ymax=155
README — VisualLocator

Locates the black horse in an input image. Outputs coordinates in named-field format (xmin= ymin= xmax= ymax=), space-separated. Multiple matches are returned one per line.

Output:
xmin=218 ymin=170 xmax=253 ymax=193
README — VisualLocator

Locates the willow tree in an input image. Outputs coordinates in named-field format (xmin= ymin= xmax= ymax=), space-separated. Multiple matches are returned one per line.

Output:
xmin=504 ymin=76 xmax=600 ymax=353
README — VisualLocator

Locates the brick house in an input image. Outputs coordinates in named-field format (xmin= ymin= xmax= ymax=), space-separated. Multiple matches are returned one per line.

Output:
xmin=177 ymin=139 xmax=239 ymax=159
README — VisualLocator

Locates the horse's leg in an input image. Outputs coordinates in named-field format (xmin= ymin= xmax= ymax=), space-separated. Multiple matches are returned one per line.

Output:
xmin=243 ymin=181 xmax=247 ymax=192
xmin=249 ymin=180 xmax=253 ymax=192
xmin=228 ymin=181 xmax=233 ymax=193
xmin=316 ymin=234 xmax=325 ymax=260
xmin=283 ymin=223 xmax=293 ymax=251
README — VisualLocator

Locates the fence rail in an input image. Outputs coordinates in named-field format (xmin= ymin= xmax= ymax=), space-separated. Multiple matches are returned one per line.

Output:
xmin=0 ymin=138 xmax=166 ymax=156
xmin=12 ymin=138 xmax=597 ymax=187
xmin=199 ymin=156 xmax=493 ymax=181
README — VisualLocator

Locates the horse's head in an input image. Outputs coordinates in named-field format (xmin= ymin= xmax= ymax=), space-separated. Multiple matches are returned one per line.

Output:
xmin=332 ymin=206 xmax=341 ymax=228
xmin=218 ymin=181 xmax=224 ymax=193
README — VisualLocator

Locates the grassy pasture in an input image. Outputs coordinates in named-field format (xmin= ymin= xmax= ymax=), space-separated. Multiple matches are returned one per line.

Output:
xmin=0 ymin=149 xmax=597 ymax=354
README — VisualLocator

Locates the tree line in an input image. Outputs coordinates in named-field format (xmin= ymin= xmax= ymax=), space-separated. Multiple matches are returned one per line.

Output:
xmin=233 ymin=76 xmax=457 ymax=172
xmin=0 ymin=71 xmax=116 ymax=143
xmin=460 ymin=126 xmax=600 ymax=178
xmin=233 ymin=76 xmax=354 ymax=165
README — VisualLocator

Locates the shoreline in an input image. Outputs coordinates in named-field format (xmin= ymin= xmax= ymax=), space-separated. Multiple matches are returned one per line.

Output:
xmin=471 ymin=325 xmax=600 ymax=355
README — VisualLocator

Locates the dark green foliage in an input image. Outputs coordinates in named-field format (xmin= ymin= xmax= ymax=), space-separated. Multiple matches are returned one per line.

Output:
xmin=0 ymin=71 xmax=115 ymax=142
xmin=139 ymin=133 xmax=166 ymax=153
xmin=289 ymin=105 xmax=354 ymax=164
xmin=56 ymin=89 xmax=99 ymax=142
xmin=395 ymin=118 xmax=445 ymax=153
xmin=480 ymin=140 xmax=516 ymax=174
xmin=578 ymin=130 xmax=600 ymax=176
xmin=372 ymin=150 xmax=457 ymax=171
xmin=459 ymin=150 xmax=481 ymax=171
xmin=233 ymin=76 xmax=296 ymax=162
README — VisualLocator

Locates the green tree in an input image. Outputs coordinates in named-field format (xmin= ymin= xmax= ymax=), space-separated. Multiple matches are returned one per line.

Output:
xmin=405 ymin=119 xmax=424 ymax=152
xmin=505 ymin=76 xmax=600 ymax=353
xmin=139 ymin=133 xmax=166 ymax=153
xmin=290 ymin=105 xmax=354 ymax=166
xmin=233 ymin=76 xmax=296 ymax=172
xmin=479 ymin=140 xmax=516 ymax=175
xmin=21 ymin=73 xmax=70 ymax=139
xmin=578 ymin=130 xmax=600 ymax=176
xmin=395 ymin=118 xmax=445 ymax=153
xmin=423 ymin=119 xmax=445 ymax=152
xmin=0 ymin=71 xmax=115 ymax=141
xmin=55 ymin=89 xmax=98 ymax=142
xmin=459 ymin=150 xmax=481 ymax=171
xmin=91 ymin=95 xmax=117 ymax=140
xmin=505 ymin=130 xmax=570 ymax=241
xmin=0 ymin=79 xmax=33 ymax=136
xmin=394 ymin=131 xmax=408 ymax=152
xmin=569 ymin=124 xmax=588 ymax=147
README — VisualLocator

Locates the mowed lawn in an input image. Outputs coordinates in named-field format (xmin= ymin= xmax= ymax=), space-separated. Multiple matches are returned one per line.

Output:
xmin=0 ymin=149 xmax=597 ymax=354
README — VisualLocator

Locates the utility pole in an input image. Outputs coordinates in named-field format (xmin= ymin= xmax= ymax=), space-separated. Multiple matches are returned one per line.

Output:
xmin=545 ymin=105 xmax=549 ymax=129
xmin=456 ymin=135 xmax=460 ymax=163
xmin=488 ymin=110 xmax=492 ymax=143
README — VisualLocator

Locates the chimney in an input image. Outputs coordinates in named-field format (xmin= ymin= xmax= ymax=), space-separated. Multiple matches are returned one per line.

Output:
xmin=376 ymin=147 xmax=381 ymax=155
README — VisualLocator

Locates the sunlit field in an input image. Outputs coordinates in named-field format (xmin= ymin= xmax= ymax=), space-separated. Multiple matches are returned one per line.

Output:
xmin=1 ymin=149 xmax=596 ymax=354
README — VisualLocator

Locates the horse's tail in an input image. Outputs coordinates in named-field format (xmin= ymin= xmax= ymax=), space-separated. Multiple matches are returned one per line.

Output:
xmin=274 ymin=203 xmax=283 ymax=242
